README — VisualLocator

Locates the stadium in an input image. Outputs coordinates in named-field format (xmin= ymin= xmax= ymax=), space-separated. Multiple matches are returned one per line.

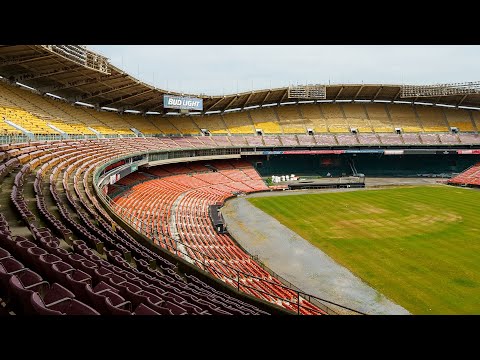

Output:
xmin=1 ymin=44 xmax=480 ymax=315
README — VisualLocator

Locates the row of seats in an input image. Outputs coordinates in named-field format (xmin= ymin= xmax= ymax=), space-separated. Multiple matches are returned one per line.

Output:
xmin=5 ymin=132 xmax=476 ymax=148
xmin=448 ymin=162 xmax=480 ymax=186
xmin=113 ymin=160 xmax=323 ymax=315
xmin=1 ymin=80 xmax=480 ymax=136
xmin=0 ymin=137 xmax=276 ymax=315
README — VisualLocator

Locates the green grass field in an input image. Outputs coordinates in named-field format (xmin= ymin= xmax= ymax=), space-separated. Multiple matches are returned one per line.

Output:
xmin=248 ymin=185 xmax=480 ymax=314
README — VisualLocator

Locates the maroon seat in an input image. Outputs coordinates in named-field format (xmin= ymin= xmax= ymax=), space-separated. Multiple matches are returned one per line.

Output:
xmin=85 ymin=281 xmax=126 ymax=314
xmin=133 ymin=303 xmax=161 ymax=315
xmin=66 ymin=253 xmax=87 ymax=269
xmin=65 ymin=270 xmax=92 ymax=303
xmin=72 ymin=240 xmax=88 ymax=253
xmin=93 ymin=267 xmax=114 ymax=284
xmin=0 ymin=233 xmax=15 ymax=253
xmin=163 ymin=301 xmax=188 ymax=315
xmin=0 ymin=258 xmax=25 ymax=290
xmin=8 ymin=274 xmax=50 ymax=314
xmin=27 ymin=246 xmax=48 ymax=259
xmin=30 ymin=293 xmax=62 ymax=315
xmin=53 ymin=247 xmax=70 ymax=262
xmin=78 ymin=260 xmax=98 ymax=277
xmin=104 ymin=297 xmax=132 ymax=315
xmin=14 ymin=240 xmax=37 ymax=263
xmin=37 ymin=254 xmax=63 ymax=279
xmin=32 ymin=293 xmax=100 ymax=315
xmin=50 ymin=262 xmax=75 ymax=286
xmin=0 ymin=247 xmax=11 ymax=261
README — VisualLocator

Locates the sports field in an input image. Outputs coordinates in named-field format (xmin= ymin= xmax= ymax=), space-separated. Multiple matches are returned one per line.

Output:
xmin=248 ymin=185 xmax=480 ymax=314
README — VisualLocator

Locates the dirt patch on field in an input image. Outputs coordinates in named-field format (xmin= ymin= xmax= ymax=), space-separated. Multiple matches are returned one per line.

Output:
xmin=330 ymin=211 xmax=462 ymax=240
xmin=404 ymin=212 xmax=462 ymax=226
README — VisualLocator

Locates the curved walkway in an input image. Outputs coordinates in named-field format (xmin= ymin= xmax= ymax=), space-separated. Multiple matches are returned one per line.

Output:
xmin=221 ymin=186 xmax=412 ymax=315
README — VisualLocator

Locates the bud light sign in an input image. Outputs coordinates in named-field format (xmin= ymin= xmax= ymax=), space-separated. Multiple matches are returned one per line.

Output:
xmin=164 ymin=95 xmax=203 ymax=111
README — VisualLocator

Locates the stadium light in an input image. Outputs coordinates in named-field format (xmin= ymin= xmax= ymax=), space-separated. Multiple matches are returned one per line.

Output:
xmin=401 ymin=81 xmax=480 ymax=98
xmin=288 ymin=84 xmax=326 ymax=99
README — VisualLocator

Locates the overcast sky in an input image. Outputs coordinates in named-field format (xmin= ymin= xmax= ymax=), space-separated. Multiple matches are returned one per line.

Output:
xmin=89 ymin=45 xmax=480 ymax=96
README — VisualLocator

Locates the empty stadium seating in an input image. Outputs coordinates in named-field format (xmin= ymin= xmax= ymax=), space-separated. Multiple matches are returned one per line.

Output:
xmin=112 ymin=159 xmax=322 ymax=314
xmin=2 ymin=80 xmax=480 ymax=142
xmin=448 ymin=162 xmax=480 ymax=186
xmin=276 ymin=105 xmax=306 ymax=133
xmin=1 ymin=138 xmax=302 ymax=315
xmin=222 ymin=112 xmax=255 ymax=134
xmin=444 ymin=108 xmax=475 ymax=132
xmin=168 ymin=117 xmax=200 ymax=135
xmin=299 ymin=104 xmax=328 ymax=133
xmin=320 ymin=103 xmax=349 ymax=133
xmin=387 ymin=104 xmax=423 ymax=133
xmin=416 ymin=106 xmax=449 ymax=132
xmin=249 ymin=107 xmax=282 ymax=134
xmin=342 ymin=103 xmax=372 ymax=132
xmin=364 ymin=104 xmax=394 ymax=133
xmin=192 ymin=114 xmax=229 ymax=134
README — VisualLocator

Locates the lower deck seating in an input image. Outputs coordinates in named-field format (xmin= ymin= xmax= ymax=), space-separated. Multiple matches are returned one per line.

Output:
xmin=357 ymin=134 xmax=380 ymax=145
xmin=0 ymin=138 xmax=280 ymax=315
xmin=112 ymin=159 xmax=323 ymax=314
xmin=448 ymin=162 xmax=480 ymax=186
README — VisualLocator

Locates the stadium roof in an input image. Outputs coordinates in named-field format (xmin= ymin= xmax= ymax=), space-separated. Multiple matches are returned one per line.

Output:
xmin=1 ymin=45 xmax=480 ymax=113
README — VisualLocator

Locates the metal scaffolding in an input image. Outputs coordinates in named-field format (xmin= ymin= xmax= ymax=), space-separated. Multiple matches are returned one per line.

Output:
xmin=288 ymin=84 xmax=326 ymax=99
xmin=41 ymin=45 xmax=110 ymax=74
xmin=401 ymin=81 xmax=480 ymax=98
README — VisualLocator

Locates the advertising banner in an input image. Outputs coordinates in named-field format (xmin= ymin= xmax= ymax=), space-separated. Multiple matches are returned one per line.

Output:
xmin=343 ymin=149 xmax=384 ymax=154
xmin=164 ymin=95 xmax=203 ymax=111
xmin=282 ymin=150 xmax=345 ymax=155
xmin=457 ymin=149 xmax=480 ymax=154
xmin=384 ymin=150 xmax=404 ymax=155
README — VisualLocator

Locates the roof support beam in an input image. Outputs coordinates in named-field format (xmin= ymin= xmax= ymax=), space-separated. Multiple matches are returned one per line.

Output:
xmin=372 ymin=86 xmax=383 ymax=101
xmin=456 ymin=94 xmax=468 ymax=108
xmin=99 ymin=89 xmax=154 ymax=107
xmin=130 ymin=94 xmax=163 ymax=110
xmin=434 ymin=95 xmax=443 ymax=105
xmin=0 ymin=54 xmax=55 ymax=67
xmin=353 ymin=85 xmax=364 ymax=101
xmin=260 ymin=90 xmax=271 ymax=106
xmin=277 ymin=90 xmax=288 ymax=105
xmin=148 ymin=101 xmax=167 ymax=112
xmin=81 ymin=82 xmax=141 ymax=100
xmin=333 ymin=87 xmax=344 ymax=102
xmin=13 ymin=65 xmax=81 ymax=82
xmin=222 ymin=96 xmax=238 ymax=112
xmin=37 ymin=73 xmax=128 ymax=93
xmin=205 ymin=97 xmax=226 ymax=112
xmin=392 ymin=87 xmax=402 ymax=102
xmin=241 ymin=92 xmax=254 ymax=110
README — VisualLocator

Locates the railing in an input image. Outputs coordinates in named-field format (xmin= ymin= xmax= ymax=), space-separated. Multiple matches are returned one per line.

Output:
xmin=0 ymin=132 xmax=139 ymax=144
xmin=91 ymin=153 xmax=365 ymax=315
xmin=0 ymin=134 xmax=31 ymax=144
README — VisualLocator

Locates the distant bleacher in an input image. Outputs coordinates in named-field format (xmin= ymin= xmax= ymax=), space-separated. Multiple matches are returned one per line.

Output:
xmin=448 ymin=162 xmax=480 ymax=186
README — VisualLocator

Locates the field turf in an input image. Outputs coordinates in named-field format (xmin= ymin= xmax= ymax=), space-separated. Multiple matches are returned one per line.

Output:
xmin=248 ymin=185 xmax=480 ymax=314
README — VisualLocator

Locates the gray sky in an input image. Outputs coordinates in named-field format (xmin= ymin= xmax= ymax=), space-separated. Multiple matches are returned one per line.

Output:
xmin=89 ymin=45 xmax=480 ymax=96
